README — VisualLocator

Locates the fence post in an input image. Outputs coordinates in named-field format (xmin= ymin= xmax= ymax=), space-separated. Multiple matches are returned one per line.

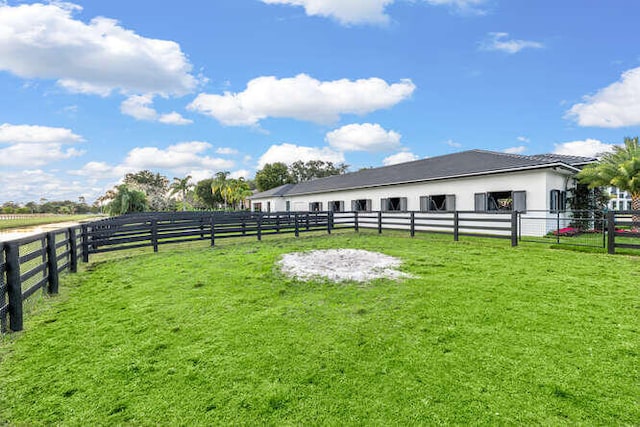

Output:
xmin=453 ymin=211 xmax=459 ymax=241
xmin=556 ymin=211 xmax=560 ymax=244
xmin=378 ymin=211 xmax=382 ymax=234
xmin=305 ymin=213 xmax=310 ymax=231
xmin=46 ymin=232 xmax=59 ymax=294
xmin=151 ymin=219 xmax=158 ymax=252
xmin=327 ymin=211 xmax=333 ymax=234
xmin=242 ymin=217 xmax=246 ymax=236
xmin=68 ymin=227 xmax=77 ymax=273
xmin=257 ymin=215 xmax=262 ymax=241
xmin=210 ymin=215 xmax=215 ymax=247
xmin=410 ymin=212 xmax=415 ymax=237
xmin=354 ymin=211 xmax=359 ymax=232
xmin=276 ymin=213 xmax=281 ymax=233
xmin=511 ymin=211 xmax=518 ymax=247
xmin=5 ymin=243 xmax=23 ymax=332
xmin=294 ymin=213 xmax=300 ymax=237
xmin=607 ymin=211 xmax=615 ymax=254
xmin=81 ymin=224 xmax=89 ymax=263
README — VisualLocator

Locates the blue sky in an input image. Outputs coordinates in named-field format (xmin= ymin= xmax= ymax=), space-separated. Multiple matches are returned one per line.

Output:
xmin=1 ymin=0 xmax=639 ymax=203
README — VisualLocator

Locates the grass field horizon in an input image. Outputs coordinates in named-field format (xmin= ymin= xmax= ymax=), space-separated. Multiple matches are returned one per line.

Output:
xmin=0 ymin=232 xmax=638 ymax=425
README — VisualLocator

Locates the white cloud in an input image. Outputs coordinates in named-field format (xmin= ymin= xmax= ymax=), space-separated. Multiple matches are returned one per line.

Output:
xmin=0 ymin=169 xmax=103 ymax=203
xmin=0 ymin=123 xmax=83 ymax=144
xmin=71 ymin=141 xmax=235 ymax=180
xmin=261 ymin=0 xmax=487 ymax=25
xmin=326 ymin=123 xmax=401 ymax=152
xmin=120 ymin=95 xmax=193 ymax=125
xmin=122 ymin=141 xmax=234 ymax=172
xmin=257 ymin=143 xmax=345 ymax=168
xmin=553 ymin=139 xmax=615 ymax=158
xmin=517 ymin=136 xmax=530 ymax=143
xmin=566 ymin=67 xmax=640 ymax=128
xmin=230 ymin=169 xmax=251 ymax=179
xmin=480 ymin=32 xmax=544 ymax=54
xmin=188 ymin=74 xmax=415 ymax=126
xmin=0 ymin=2 xmax=199 ymax=96
xmin=158 ymin=112 xmax=192 ymax=125
xmin=0 ymin=143 xmax=84 ymax=166
xmin=445 ymin=139 xmax=462 ymax=148
xmin=503 ymin=146 xmax=526 ymax=154
xmin=216 ymin=147 xmax=239 ymax=155
xmin=382 ymin=151 xmax=419 ymax=166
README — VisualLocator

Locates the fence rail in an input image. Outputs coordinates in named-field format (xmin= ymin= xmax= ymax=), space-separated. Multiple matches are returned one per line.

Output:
xmin=2 ymin=209 xmax=638 ymax=333
xmin=1 ymin=227 xmax=82 ymax=332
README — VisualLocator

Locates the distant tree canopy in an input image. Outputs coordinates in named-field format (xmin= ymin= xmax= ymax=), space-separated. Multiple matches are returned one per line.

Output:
xmin=255 ymin=162 xmax=292 ymax=192
xmin=1 ymin=199 xmax=95 ymax=214
xmin=107 ymin=185 xmax=148 ymax=215
xmin=123 ymin=170 xmax=170 ymax=211
xmin=255 ymin=160 xmax=349 ymax=191
xmin=289 ymin=160 xmax=349 ymax=183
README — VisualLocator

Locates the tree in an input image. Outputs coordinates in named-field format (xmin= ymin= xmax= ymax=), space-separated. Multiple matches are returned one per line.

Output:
xmin=289 ymin=160 xmax=349 ymax=183
xmin=194 ymin=178 xmax=221 ymax=209
xmin=123 ymin=170 xmax=170 ymax=211
xmin=212 ymin=171 xmax=231 ymax=210
xmin=169 ymin=175 xmax=194 ymax=211
xmin=226 ymin=178 xmax=253 ymax=210
xmin=255 ymin=162 xmax=292 ymax=191
xmin=578 ymin=136 xmax=640 ymax=227
xmin=107 ymin=185 xmax=148 ymax=215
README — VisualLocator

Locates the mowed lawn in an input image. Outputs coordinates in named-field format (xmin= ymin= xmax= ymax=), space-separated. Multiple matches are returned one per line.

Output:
xmin=0 ymin=232 xmax=638 ymax=425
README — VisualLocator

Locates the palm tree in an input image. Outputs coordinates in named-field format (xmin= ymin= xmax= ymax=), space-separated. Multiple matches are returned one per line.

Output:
xmin=227 ymin=177 xmax=252 ymax=210
xmin=108 ymin=185 xmax=148 ymax=215
xmin=212 ymin=171 xmax=230 ymax=210
xmin=169 ymin=175 xmax=194 ymax=211
xmin=578 ymin=136 xmax=640 ymax=227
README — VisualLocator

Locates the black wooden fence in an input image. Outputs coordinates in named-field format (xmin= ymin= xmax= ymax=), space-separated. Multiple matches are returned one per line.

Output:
xmin=1 ymin=227 xmax=82 ymax=333
xmin=80 ymin=210 xmax=519 ymax=256
xmin=2 ymin=209 xmax=638 ymax=333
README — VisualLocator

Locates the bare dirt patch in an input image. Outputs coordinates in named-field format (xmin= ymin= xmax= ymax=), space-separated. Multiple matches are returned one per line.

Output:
xmin=278 ymin=249 xmax=413 ymax=283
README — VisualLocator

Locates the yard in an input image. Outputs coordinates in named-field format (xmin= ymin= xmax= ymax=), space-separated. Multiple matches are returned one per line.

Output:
xmin=0 ymin=232 xmax=638 ymax=425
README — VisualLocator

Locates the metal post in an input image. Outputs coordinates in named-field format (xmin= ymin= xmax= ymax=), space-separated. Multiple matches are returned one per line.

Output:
xmin=556 ymin=211 xmax=560 ymax=244
xmin=68 ymin=227 xmax=77 ymax=273
xmin=5 ymin=243 xmax=23 ymax=332
xmin=46 ymin=233 xmax=59 ymax=294
xmin=607 ymin=211 xmax=615 ymax=254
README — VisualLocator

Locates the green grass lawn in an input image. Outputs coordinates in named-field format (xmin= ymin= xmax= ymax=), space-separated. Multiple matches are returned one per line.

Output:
xmin=0 ymin=214 xmax=100 ymax=231
xmin=0 ymin=231 xmax=638 ymax=425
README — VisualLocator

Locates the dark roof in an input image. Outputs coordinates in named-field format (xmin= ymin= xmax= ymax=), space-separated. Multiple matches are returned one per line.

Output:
xmin=251 ymin=149 xmax=595 ymax=199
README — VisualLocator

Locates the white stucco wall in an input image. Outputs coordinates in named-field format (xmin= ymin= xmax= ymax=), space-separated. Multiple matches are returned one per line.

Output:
xmin=251 ymin=169 xmax=574 ymax=213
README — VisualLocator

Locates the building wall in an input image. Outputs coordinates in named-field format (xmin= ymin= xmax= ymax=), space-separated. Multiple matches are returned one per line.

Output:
xmin=608 ymin=186 xmax=632 ymax=211
xmin=253 ymin=169 xmax=573 ymax=212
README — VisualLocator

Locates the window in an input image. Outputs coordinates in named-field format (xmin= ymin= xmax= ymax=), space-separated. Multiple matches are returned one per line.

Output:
xmin=253 ymin=202 xmax=262 ymax=212
xmin=550 ymin=190 xmax=567 ymax=213
xmin=420 ymin=194 xmax=455 ymax=212
xmin=266 ymin=201 xmax=271 ymax=213
xmin=329 ymin=201 xmax=344 ymax=212
xmin=309 ymin=202 xmax=322 ymax=212
xmin=475 ymin=191 xmax=526 ymax=212
xmin=285 ymin=201 xmax=290 ymax=212
xmin=611 ymin=201 xmax=618 ymax=210
xmin=351 ymin=199 xmax=371 ymax=212
xmin=381 ymin=197 xmax=407 ymax=212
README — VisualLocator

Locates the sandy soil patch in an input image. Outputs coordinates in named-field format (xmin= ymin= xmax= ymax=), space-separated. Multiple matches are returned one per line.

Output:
xmin=278 ymin=249 xmax=412 ymax=283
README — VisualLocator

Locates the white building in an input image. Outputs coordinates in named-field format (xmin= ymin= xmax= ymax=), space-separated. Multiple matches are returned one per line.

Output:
xmin=608 ymin=186 xmax=632 ymax=211
xmin=250 ymin=150 xmax=595 ymax=216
